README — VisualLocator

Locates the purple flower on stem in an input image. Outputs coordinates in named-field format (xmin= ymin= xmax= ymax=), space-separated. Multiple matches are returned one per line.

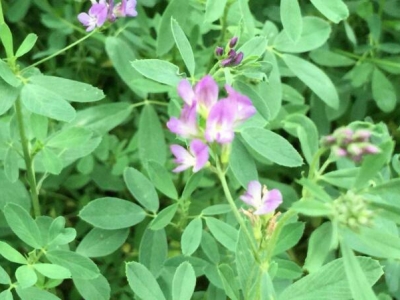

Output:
xmin=195 ymin=75 xmax=219 ymax=117
xmin=240 ymin=181 xmax=282 ymax=215
xmin=78 ymin=1 xmax=108 ymax=31
xmin=215 ymin=47 xmax=224 ymax=56
xmin=167 ymin=103 xmax=198 ymax=138
xmin=225 ymin=85 xmax=256 ymax=124
xmin=178 ymin=79 xmax=195 ymax=106
xmin=170 ymin=139 xmax=209 ymax=173
xmin=114 ymin=0 xmax=138 ymax=17
xmin=205 ymin=99 xmax=236 ymax=144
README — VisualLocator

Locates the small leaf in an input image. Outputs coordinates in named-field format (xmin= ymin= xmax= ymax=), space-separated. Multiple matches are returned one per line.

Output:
xmin=0 ymin=241 xmax=27 ymax=264
xmin=46 ymin=250 xmax=99 ymax=280
xmin=21 ymin=84 xmax=76 ymax=122
xmin=73 ymin=274 xmax=111 ymax=300
xmin=171 ymin=18 xmax=195 ymax=77
xmin=33 ymin=263 xmax=71 ymax=279
xmin=124 ymin=167 xmax=160 ymax=212
xmin=310 ymin=0 xmax=349 ymax=23
xmin=15 ymin=33 xmax=38 ymax=57
xmin=372 ymin=68 xmax=397 ymax=112
xmin=282 ymin=54 xmax=339 ymax=109
xmin=150 ymin=204 xmax=178 ymax=230
xmin=280 ymin=0 xmax=302 ymax=43
xmin=131 ymin=59 xmax=181 ymax=86
xmin=181 ymin=218 xmax=202 ymax=256
xmin=229 ymin=138 xmax=258 ymax=188
xmin=172 ymin=262 xmax=196 ymax=300
xmin=205 ymin=217 xmax=238 ymax=252
xmin=0 ymin=77 xmax=19 ymax=115
xmin=39 ymin=147 xmax=63 ymax=175
xmin=16 ymin=265 xmax=37 ymax=288
xmin=46 ymin=127 xmax=93 ymax=149
xmin=4 ymin=147 xmax=19 ymax=183
xmin=0 ymin=266 xmax=11 ymax=284
xmin=139 ymin=228 xmax=168 ymax=278
xmin=16 ymin=286 xmax=60 ymax=300
xmin=4 ymin=203 xmax=43 ymax=248
xmin=218 ymin=264 xmax=240 ymax=300
xmin=79 ymin=197 xmax=146 ymax=229
xmin=126 ymin=262 xmax=166 ymax=300
xmin=242 ymin=127 xmax=303 ymax=167
xmin=205 ymin=0 xmax=227 ymax=22
xmin=147 ymin=160 xmax=178 ymax=200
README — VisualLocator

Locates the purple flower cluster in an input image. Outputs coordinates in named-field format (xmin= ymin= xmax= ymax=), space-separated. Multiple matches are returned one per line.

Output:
xmin=322 ymin=127 xmax=380 ymax=162
xmin=215 ymin=37 xmax=244 ymax=67
xmin=240 ymin=181 xmax=282 ymax=215
xmin=78 ymin=0 xmax=137 ymax=32
xmin=167 ymin=75 xmax=256 ymax=173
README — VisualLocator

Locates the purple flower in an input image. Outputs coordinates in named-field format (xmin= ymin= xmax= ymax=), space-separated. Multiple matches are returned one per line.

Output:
xmin=170 ymin=139 xmax=209 ymax=173
xmin=205 ymin=99 xmax=236 ymax=144
xmin=240 ymin=181 xmax=282 ymax=215
xmin=194 ymin=75 xmax=219 ymax=117
xmin=178 ymin=79 xmax=195 ymax=106
xmin=232 ymin=51 xmax=244 ymax=65
xmin=167 ymin=103 xmax=198 ymax=138
xmin=215 ymin=47 xmax=224 ymax=56
xmin=225 ymin=85 xmax=256 ymax=124
xmin=78 ymin=1 xmax=108 ymax=31
xmin=114 ymin=0 xmax=137 ymax=17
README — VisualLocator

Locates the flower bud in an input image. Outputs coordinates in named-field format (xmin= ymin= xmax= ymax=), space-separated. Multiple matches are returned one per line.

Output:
xmin=229 ymin=36 xmax=238 ymax=48
xmin=215 ymin=46 xmax=224 ymax=56
xmin=362 ymin=144 xmax=380 ymax=155
xmin=353 ymin=129 xmax=372 ymax=142
xmin=232 ymin=51 xmax=244 ymax=65
xmin=220 ymin=57 xmax=234 ymax=67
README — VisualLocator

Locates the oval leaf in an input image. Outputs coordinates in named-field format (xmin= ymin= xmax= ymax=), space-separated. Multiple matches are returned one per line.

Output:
xmin=280 ymin=0 xmax=302 ymax=43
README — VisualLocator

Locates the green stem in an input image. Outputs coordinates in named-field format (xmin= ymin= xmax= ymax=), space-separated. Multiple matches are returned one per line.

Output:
xmin=215 ymin=160 xmax=259 ymax=256
xmin=22 ymin=29 xmax=98 ymax=72
xmin=15 ymin=98 xmax=41 ymax=217
xmin=0 ymin=1 xmax=4 ymax=24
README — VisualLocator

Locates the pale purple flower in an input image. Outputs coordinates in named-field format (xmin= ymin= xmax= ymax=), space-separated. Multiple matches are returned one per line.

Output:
xmin=240 ymin=181 xmax=282 ymax=215
xmin=205 ymin=99 xmax=236 ymax=144
xmin=113 ymin=0 xmax=137 ymax=17
xmin=170 ymin=139 xmax=209 ymax=173
xmin=194 ymin=75 xmax=219 ymax=117
xmin=362 ymin=144 xmax=380 ymax=154
xmin=225 ymin=85 xmax=256 ymax=124
xmin=178 ymin=79 xmax=195 ymax=106
xmin=78 ymin=1 xmax=108 ymax=31
xmin=167 ymin=103 xmax=198 ymax=138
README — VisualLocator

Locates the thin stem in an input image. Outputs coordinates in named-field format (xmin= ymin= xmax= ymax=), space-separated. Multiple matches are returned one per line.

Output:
xmin=215 ymin=159 xmax=259 ymax=256
xmin=22 ymin=30 xmax=97 ymax=72
xmin=15 ymin=98 xmax=41 ymax=217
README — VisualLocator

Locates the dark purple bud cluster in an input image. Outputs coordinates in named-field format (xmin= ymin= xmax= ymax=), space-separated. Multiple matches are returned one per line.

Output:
xmin=322 ymin=127 xmax=380 ymax=162
xmin=214 ymin=36 xmax=244 ymax=67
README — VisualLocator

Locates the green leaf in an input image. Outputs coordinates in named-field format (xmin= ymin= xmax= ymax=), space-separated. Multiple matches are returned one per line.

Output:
xmin=21 ymin=84 xmax=75 ymax=122
xmin=16 ymin=265 xmax=37 ymax=288
xmin=73 ymin=274 xmax=111 ymax=300
xmin=310 ymin=0 xmax=349 ymax=23
xmin=46 ymin=127 xmax=93 ymax=149
xmin=304 ymin=222 xmax=335 ymax=273
xmin=280 ymin=0 xmax=302 ymax=43
xmin=0 ymin=170 xmax=30 ymax=211
xmin=291 ymin=199 xmax=332 ymax=217
xmin=150 ymin=204 xmax=178 ymax=230
xmin=147 ymin=160 xmax=178 ymax=200
xmin=171 ymin=18 xmax=195 ymax=77
xmin=131 ymin=59 xmax=181 ymax=86
xmin=0 ymin=60 xmax=20 ymax=87
xmin=126 ymin=262 xmax=166 ymax=300
xmin=76 ymin=228 xmax=129 ymax=258
xmin=69 ymin=103 xmax=133 ymax=135
xmin=181 ymin=170 xmax=204 ymax=199
xmin=29 ymin=75 xmax=104 ymax=103
xmin=372 ymin=68 xmax=397 ymax=112
xmin=242 ymin=127 xmax=303 ymax=167
xmin=218 ymin=264 xmax=240 ymax=300
xmin=278 ymin=256 xmax=382 ymax=300
xmin=181 ymin=218 xmax=202 ymax=256
xmin=0 ymin=24 xmax=14 ymax=58
xmin=0 ymin=77 xmax=19 ymax=115
xmin=205 ymin=0 xmax=227 ymax=22
xmin=138 ymin=105 xmax=167 ymax=166
xmin=15 ymin=33 xmax=38 ymax=57
xmin=139 ymin=228 xmax=168 ymax=277
xmin=16 ymin=286 xmax=60 ymax=300
xmin=309 ymin=49 xmax=355 ymax=67
xmin=33 ymin=263 xmax=71 ymax=279
xmin=205 ymin=217 xmax=238 ymax=252
xmin=234 ymin=81 xmax=270 ymax=121
xmin=274 ymin=17 xmax=330 ymax=53
xmin=229 ymin=138 xmax=258 ymax=188
xmin=156 ymin=0 xmax=190 ymax=56
xmin=284 ymin=114 xmax=319 ymax=165
xmin=0 ymin=266 xmax=11 ymax=284
xmin=4 ymin=147 xmax=19 ymax=183
xmin=172 ymin=262 xmax=196 ymax=300
xmin=282 ymin=54 xmax=339 ymax=109
xmin=340 ymin=241 xmax=379 ymax=300
xmin=4 ymin=203 xmax=42 ymax=248
xmin=0 ymin=241 xmax=27 ymax=264
xmin=46 ymin=250 xmax=99 ymax=280
xmin=79 ymin=197 xmax=146 ymax=229
xmin=201 ymin=231 xmax=220 ymax=264
xmin=275 ymin=259 xmax=303 ymax=279
xmin=39 ymin=147 xmax=63 ymax=175
xmin=274 ymin=222 xmax=305 ymax=255
xmin=124 ymin=167 xmax=160 ymax=212
xmin=202 ymin=204 xmax=231 ymax=216
xmin=237 ymin=36 xmax=268 ymax=59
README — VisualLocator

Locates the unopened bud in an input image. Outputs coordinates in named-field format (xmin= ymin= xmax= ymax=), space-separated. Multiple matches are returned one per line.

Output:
xmin=334 ymin=147 xmax=347 ymax=157
xmin=229 ymin=36 xmax=238 ymax=48
xmin=232 ymin=51 xmax=244 ymax=65
xmin=362 ymin=144 xmax=380 ymax=155
xmin=353 ymin=129 xmax=372 ymax=142
xmin=220 ymin=57 xmax=234 ymax=67
xmin=215 ymin=46 xmax=224 ymax=56
xmin=228 ymin=49 xmax=237 ymax=58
